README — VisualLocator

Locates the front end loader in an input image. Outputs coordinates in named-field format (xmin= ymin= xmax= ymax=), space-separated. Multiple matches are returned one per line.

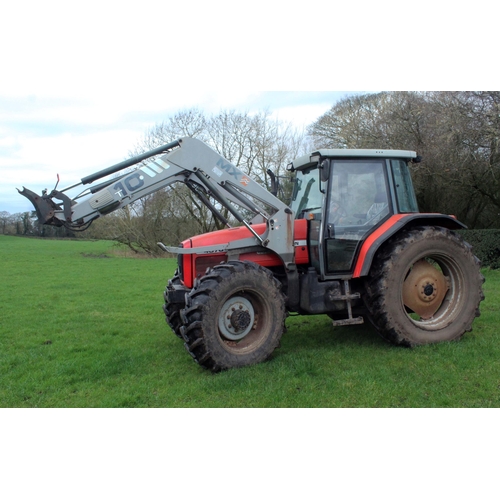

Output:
xmin=19 ymin=137 xmax=484 ymax=371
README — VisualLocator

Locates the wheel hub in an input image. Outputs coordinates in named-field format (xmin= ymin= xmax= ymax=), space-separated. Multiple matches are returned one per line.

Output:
xmin=230 ymin=309 xmax=251 ymax=330
xmin=218 ymin=296 xmax=255 ymax=341
xmin=402 ymin=259 xmax=450 ymax=319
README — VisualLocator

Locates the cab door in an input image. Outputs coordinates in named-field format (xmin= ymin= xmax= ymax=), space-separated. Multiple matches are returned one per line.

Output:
xmin=323 ymin=159 xmax=392 ymax=275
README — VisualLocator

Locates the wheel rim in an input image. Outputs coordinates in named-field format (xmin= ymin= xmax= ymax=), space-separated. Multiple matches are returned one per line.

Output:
xmin=218 ymin=296 xmax=255 ymax=340
xmin=217 ymin=290 xmax=269 ymax=353
xmin=401 ymin=254 xmax=463 ymax=330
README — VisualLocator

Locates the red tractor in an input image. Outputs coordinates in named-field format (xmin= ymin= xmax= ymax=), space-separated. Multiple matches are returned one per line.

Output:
xmin=20 ymin=137 xmax=484 ymax=371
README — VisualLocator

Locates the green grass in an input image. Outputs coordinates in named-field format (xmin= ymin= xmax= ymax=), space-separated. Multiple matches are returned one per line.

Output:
xmin=1 ymin=234 xmax=499 ymax=407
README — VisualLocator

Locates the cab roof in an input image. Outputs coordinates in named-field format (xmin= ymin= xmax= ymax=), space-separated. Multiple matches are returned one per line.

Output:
xmin=289 ymin=149 xmax=417 ymax=171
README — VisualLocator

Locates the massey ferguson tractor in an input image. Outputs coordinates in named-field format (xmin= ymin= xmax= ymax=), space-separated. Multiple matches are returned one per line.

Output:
xmin=19 ymin=137 xmax=484 ymax=371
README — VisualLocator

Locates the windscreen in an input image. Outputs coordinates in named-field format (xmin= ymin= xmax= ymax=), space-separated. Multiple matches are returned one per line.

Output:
xmin=290 ymin=168 xmax=323 ymax=219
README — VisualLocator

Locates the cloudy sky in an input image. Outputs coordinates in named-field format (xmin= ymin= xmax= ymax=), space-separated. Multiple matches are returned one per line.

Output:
xmin=1 ymin=90 xmax=360 ymax=213
xmin=1 ymin=0 xmax=494 ymax=214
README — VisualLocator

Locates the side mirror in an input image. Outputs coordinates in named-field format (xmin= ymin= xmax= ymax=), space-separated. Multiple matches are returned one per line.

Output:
xmin=320 ymin=159 xmax=330 ymax=182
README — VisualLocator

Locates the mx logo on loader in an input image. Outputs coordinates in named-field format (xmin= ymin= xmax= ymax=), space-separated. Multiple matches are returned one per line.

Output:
xmin=216 ymin=158 xmax=243 ymax=181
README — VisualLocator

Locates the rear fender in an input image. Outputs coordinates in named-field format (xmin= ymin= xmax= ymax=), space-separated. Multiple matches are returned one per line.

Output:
xmin=352 ymin=214 xmax=466 ymax=278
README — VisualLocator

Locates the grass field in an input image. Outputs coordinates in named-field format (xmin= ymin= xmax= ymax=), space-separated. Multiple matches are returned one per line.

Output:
xmin=1 ymin=234 xmax=499 ymax=408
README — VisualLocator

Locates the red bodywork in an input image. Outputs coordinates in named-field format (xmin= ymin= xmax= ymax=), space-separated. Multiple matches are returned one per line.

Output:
xmin=180 ymin=219 xmax=309 ymax=288
xmin=179 ymin=213 xmax=463 ymax=288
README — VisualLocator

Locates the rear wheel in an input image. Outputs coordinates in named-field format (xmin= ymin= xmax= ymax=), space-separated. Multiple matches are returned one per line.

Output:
xmin=180 ymin=261 xmax=286 ymax=372
xmin=365 ymin=226 xmax=484 ymax=346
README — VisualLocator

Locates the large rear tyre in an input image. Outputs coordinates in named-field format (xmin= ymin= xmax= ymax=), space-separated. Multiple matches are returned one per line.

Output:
xmin=365 ymin=226 xmax=484 ymax=347
xmin=180 ymin=261 xmax=286 ymax=372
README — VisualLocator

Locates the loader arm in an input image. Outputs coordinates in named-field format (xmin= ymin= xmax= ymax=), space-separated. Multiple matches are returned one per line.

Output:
xmin=18 ymin=137 xmax=296 ymax=267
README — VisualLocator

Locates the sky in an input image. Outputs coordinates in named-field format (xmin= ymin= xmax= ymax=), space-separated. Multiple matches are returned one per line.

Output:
xmin=1 ymin=0 xmax=495 ymax=215
xmin=1 ymin=90 xmax=360 ymax=214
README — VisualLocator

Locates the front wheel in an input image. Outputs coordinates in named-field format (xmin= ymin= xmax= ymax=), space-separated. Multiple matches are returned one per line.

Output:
xmin=180 ymin=261 xmax=286 ymax=372
xmin=365 ymin=226 xmax=484 ymax=347
xmin=163 ymin=271 xmax=185 ymax=339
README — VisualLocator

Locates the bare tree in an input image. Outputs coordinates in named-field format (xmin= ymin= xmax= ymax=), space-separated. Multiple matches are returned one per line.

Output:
xmin=0 ymin=211 xmax=13 ymax=234
xmin=129 ymin=109 xmax=207 ymax=155
xmin=308 ymin=91 xmax=500 ymax=229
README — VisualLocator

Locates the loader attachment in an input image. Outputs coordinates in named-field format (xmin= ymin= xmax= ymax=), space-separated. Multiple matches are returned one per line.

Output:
xmin=17 ymin=187 xmax=65 ymax=227
xmin=17 ymin=139 xmax=182 ymax=230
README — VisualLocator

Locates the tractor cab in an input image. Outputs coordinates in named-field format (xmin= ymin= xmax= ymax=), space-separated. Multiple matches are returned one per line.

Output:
xmin=289 ymin=149 xmax=419 ymax=278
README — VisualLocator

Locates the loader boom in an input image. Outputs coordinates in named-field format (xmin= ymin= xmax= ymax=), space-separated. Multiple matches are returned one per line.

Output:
xmin=19 ymin=137 xmax=296 ymax=267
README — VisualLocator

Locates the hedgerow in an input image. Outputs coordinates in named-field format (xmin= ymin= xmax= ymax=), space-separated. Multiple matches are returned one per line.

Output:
xmin=460 ymin=229 xmax=500 ymax=269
